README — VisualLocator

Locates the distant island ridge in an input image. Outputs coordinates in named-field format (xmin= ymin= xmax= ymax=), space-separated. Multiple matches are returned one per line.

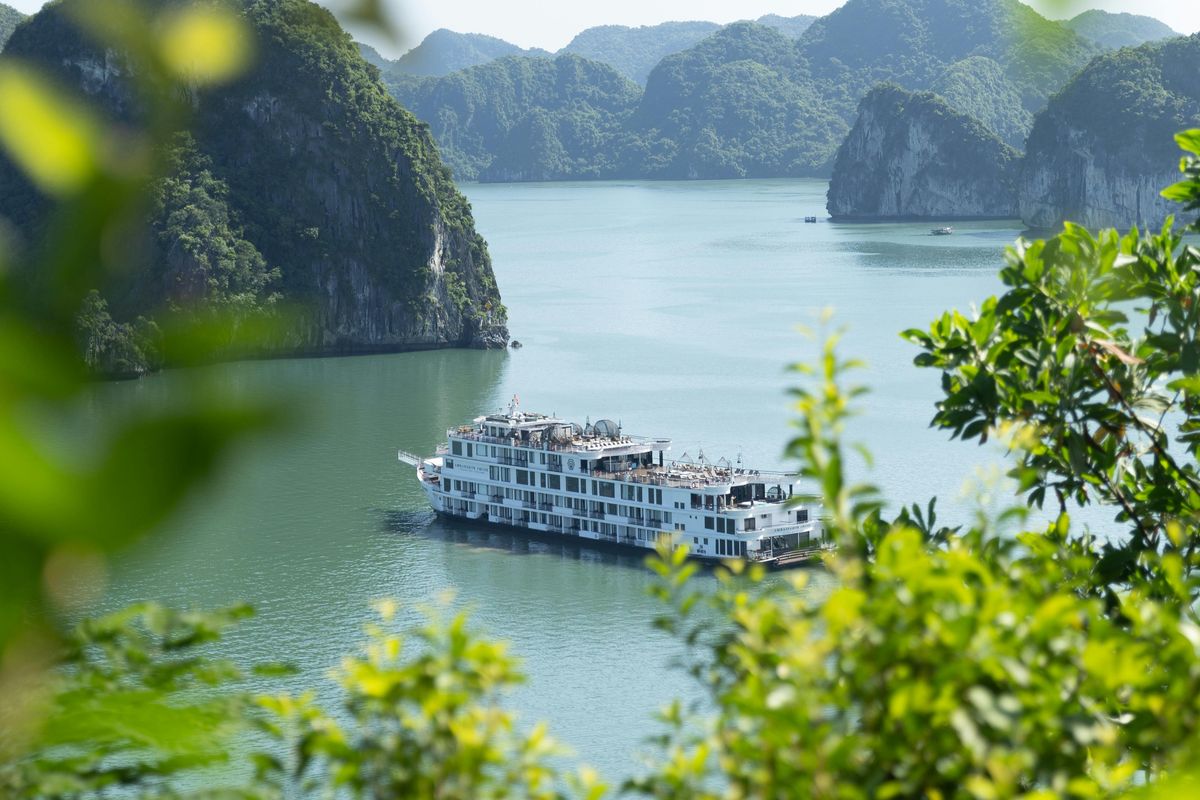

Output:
xmin=358 ymin=1 xmax=1192 ymax=229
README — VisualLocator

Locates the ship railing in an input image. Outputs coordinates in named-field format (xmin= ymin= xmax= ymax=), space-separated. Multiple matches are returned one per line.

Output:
xmin=589 ymin=466 xmax=799 ymax=490
xmin=451 ymin=429 xmax=669 ymax=454
xmin=496 ymin=456 xmax=530 ymax=466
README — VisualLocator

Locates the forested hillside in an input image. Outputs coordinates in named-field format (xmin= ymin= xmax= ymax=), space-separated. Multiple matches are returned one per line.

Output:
xmin=631 ymin=22 xmax=847 ymax=177
xmin=389 ymin=54 xmax=640 ymax=182
xmin=622 ymin=0 xmax=1095 ymax=178
xmin=387 ymin=28 xmax=550 ymax=77
xmin=755 ymin=14 xmax=816 ymax=38
xmin=0 ymin=0 xmax=508 ymax=375
xmin=1064 ymin=10 xmax=1179 ymax=50
xmin=929 ymin=57 xmax=1031 ymax=148
xmin=796 ymin=0 xmax=1096 ymax=121
xmin=0 ymin=2 xmax=23 ymax=50
xmin=559 ymin=21 xmax=720 ymax=85
xmin=558 ymin=16 xmax=817 ymax=85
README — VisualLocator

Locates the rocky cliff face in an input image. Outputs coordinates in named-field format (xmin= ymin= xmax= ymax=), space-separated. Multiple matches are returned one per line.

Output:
xmin=1020 ymin=34 xmax=1200 ymax=230
xmin=0 ymin=0 xmax=507 ymax=366
xmin=827 ymin=85 xmax=1020 ymax=219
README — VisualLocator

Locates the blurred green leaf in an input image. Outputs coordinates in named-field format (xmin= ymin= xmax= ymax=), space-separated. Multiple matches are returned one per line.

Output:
xmin=0 ymin=63 xmax=101 ymax=195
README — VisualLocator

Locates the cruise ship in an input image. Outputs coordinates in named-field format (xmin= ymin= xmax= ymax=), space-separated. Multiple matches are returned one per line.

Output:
xmin=399 ymin=399 xmax=828 ymax=565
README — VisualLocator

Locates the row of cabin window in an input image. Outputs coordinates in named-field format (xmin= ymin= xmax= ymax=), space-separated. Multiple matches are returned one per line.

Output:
xmin=692 ymin=536 xmax=749 ymax=558
xmin=492 ymin=509 xmax=672 ymax=543
xmin=451 ymin=439 xmax=568 ymax=467
xmin=452 ymin=480 xmax=673 ymax=523
xmin=701 ymin=509 xmax=810 ymax=533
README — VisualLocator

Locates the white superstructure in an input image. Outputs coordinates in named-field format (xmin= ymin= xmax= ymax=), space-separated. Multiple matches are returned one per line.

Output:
xmin=399 ymin=399 xmax=828 ymax=564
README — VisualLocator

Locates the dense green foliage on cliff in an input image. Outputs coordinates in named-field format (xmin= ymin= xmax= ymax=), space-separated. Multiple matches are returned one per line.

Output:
xmin=0 ymin=3 xmax=22 ymax=50
xmin=623 ymin=0 xmax=1092 ymax=178
xmin=755 ymin=13 xmax=817 ymax=38
xmin=387 ymin=28 xmax=550 ymax=77
xmin=389 ymin=54 xmax=640 ymax=182
xmin=383 ymin=15 xmax=820 ymax=88
xmin=827 ymin=84 xmax=1020 ymax=219
xmin=632 ymin=22 xmax=847 ymax=177
xmin=559 ymin=21 xmax=720 ymax=85
xmin=0 ymin=0 xmax=507 ymax=374
xmin=929 ymin=56 xmax=1031 ymax=148
xmin=1026 ymin=33 xmax=1200 ymax=167
xmin=1021 ymin=33 xmax=1200 ymax=229
xmin=797 ymin=0 xmax=1096 ymax=119
xmin=1064 ymin=9 xmax=1179 ymax=50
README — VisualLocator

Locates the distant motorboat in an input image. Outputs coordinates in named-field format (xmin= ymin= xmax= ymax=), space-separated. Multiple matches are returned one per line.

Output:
xmin=510 ymin=340 xmax=523 ymax=349
xmin=931 ymin=226 xmax=954 ymax=236
xmin=804 ymin=215 xmax=818 ymax=223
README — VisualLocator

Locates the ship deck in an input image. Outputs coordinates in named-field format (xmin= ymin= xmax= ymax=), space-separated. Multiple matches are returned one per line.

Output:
xmin=589 ymin=464 xmax=795 ymax=491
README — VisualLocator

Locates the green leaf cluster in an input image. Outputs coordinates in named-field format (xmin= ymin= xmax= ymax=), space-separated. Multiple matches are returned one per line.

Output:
xmin=2 ymin=603 xmax=269 ymax=799
xmin=255 ymin=601 xmax=601 ymax=799
xmin=903 ymin=202 xmax=1200 ymax=595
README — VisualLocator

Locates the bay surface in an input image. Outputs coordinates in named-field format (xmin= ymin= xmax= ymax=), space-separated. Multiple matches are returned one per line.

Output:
xmin=101 ymin=179 xmax=1026 ymax=779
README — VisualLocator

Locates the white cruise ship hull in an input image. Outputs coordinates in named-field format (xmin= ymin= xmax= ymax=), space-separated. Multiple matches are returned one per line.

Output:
xmin=401 ymin=407 xmax=830 ymax=566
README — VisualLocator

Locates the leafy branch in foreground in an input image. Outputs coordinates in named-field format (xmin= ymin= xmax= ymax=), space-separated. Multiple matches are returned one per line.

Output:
xmin=903 ymin=131 xmax=1200 ymax=598
xmin=256 ymin=598 xmax=606 ymax=800
xmin=638 ymin=325 xmax=1200 ymax=799
xmin=0 ymin=603 xmax=274 ymax=799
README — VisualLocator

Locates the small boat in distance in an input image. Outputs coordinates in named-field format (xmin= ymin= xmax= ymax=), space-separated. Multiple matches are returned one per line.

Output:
xmin=931 ymin=226 xmax=954 ymax=236
xmin=804 ymin=215 xmax=818 ymax=223
xmin=399 ymin=398 xmax=829 ymax=565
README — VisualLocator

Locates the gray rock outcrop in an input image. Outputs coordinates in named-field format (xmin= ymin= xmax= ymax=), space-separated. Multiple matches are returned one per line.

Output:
xmin=1019 ymin=34 xmax=1200 ymax=230
xmin=827 ymin=85 xmax=1020 ymax=220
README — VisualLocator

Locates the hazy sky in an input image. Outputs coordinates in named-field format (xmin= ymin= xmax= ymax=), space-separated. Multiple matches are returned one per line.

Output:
xmin=5 ymin=0 xmax=1198 ymax=55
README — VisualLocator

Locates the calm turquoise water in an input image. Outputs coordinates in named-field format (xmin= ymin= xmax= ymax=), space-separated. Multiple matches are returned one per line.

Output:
xmin=101 ymin=179 xmax=1030 ymax=779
